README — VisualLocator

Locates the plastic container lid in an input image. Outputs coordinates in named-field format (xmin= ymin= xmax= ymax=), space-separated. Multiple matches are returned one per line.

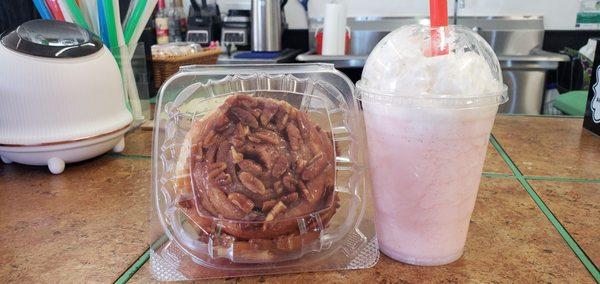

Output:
xmin=152 ymin=63 xmax=374 ymax=269
xmin=356 ymin=25 xmax=508 ymax=108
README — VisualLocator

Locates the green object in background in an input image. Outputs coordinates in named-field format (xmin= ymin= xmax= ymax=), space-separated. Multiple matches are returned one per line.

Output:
xmin=65 ymin=0 xmax=90 ymax=30
xmin=123 ymin=0 xmax=148 ymax=46
xmin=577 ymin=12 xmax=600 ymax=24
xmin=554 ymin=91 xmax=588 ymax=116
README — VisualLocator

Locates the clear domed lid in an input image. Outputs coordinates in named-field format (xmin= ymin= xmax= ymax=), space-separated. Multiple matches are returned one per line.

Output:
xmin=356 ymin=25 xmax=507 ymax=106
xmin=0 ymin=19 xmax=103 ymax=58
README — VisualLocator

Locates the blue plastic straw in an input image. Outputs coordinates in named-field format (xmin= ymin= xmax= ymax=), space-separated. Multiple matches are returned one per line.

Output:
xmin=96 ymin=0 xmax=110 ymax=47
xmin=33 ymin=0 xmax=53 ymax=19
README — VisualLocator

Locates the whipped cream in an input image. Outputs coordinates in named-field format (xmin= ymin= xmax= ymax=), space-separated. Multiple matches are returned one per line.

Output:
xmin=360 ymin=26 xmax=503 ymax=97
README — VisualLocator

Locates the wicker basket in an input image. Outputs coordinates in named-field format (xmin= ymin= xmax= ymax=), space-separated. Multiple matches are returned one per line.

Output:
xmin=152 ymin=48 xmax=221 ymax=89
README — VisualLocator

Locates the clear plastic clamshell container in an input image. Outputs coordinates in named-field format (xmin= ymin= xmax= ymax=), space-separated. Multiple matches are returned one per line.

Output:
xmin=152 ymin=64 xmax=373 ymax=271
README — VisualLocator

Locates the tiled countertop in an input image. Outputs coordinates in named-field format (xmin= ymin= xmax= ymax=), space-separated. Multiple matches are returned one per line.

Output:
xmin=1 ymin=115 xmax=599 ymax=283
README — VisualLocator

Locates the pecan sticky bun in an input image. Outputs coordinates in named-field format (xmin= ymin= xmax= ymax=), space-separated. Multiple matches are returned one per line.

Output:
xmin=176 ymin=94 xmax=338 ymax=261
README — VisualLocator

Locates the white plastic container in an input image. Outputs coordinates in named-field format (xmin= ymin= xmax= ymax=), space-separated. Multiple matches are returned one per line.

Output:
xmin=0 ymin=20 xmax=132 ymax=174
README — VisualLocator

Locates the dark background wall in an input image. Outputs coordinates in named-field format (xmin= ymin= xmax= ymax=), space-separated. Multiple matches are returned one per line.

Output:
xmin=0 ymin=1 xmax=40 ymax=34
xmin=544 ymin=30 xmax=600 ymax=91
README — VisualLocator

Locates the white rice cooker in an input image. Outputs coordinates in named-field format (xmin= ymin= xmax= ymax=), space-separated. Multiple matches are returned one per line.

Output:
xmin=0 ymin=20 xmax=132 ymax=174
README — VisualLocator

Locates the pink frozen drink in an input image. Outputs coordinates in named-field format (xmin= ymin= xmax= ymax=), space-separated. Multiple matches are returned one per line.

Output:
xmin=356 ymin=25 xmax=507 ymax=265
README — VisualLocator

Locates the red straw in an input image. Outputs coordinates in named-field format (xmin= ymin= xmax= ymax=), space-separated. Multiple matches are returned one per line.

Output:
xmin=45 ymin=0 xmax=65 ymax=21
xmin=428 ymin=0 xmax=448 ymax=56
xmin=429 ymin=0 xmax=448 ymax=27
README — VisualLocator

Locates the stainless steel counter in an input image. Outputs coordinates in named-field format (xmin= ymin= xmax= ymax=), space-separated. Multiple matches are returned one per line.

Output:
xmin=296 ymin=16 xmax=570 ymax=114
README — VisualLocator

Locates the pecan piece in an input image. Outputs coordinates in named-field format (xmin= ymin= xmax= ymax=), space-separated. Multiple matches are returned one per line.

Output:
xmin=271 ymin=155 xmax=288 ymax=178
xmin=278 ymin=101 xmax=292 ymax=114
xmin=247 ymin=134 xmax=262 ymax=143
xmin=204 ymin=143 xmax=218 ymax=162
xmin=265 ymin=201 xmax=287 ymax=221
xmin=202 ymin=130 xmax=218 ymax=147
xmin=228 ymin=193 xmax=255 ymax=213
xmin=214 ymin=114 xmax=231 ymax=132
xmin=295 ymin=158 xmax=307 ymax=174
xmin=249 ymin=108 xmax=261 ymax=118
xmin=261 ymin=199 xmax=277 ymax=212
xmin=235 ymin=122 xmax=249 ymax=136
xmin=260 ymin=103 xmax=278 ymax=126
xmin=231 ymin=107 xmax=259 ymax=128
xmin=280 ymin=192 xmax=298 ymax=204
xmin=308 ymin=128 xmax=327 ymax=155
xmin=238 ymin=172 xmax=266 ymax=195
xmin=192 ymin=143 xmax=203 ymax=162
xmin=241 ymin=144 xmax=274 ymax=169
xmin=275 ymin=109 xmax=289 ymax=131
xmin=252 ymin=130 xmax=280 ymax=145
xmin=264 ymin=123 xmax=278 ymax=132
xmin=231 ymin=123 xmax=246 ymax=148
xmin=235 ymin=94 xmax=258 ymax=108
xmin=177 ymin=195 xmax=194 ymax=209
xmin=309 ymin=140 xmax=322 ymax=155
xmin=214 ymin=172 xmax=232 ymax=187
xmin=238 ymin=159 xmax=263 ymax=176
xmin=273 ymin=181 xmax=283 ymax=194
xmin=208 ymin=162 xmax=227 ymax=179
xmin=301 ymin=153 xmax=327 ymax=181
xmin=230 ymin=146 xmax=244 ymax=164
xmin=282 ymin=172 xmax=295 ymax=192
xmin=286 ymin=123 xmax=302 ymax=151
xmin=298 ymin=181 xmax=314 ymax=202
xmin=305 ymin=175 xmax=326 ymax=203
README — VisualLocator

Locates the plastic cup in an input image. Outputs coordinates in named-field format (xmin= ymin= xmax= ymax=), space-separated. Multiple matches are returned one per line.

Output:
xmin=355 ymin=25 xmax=508 ymax=266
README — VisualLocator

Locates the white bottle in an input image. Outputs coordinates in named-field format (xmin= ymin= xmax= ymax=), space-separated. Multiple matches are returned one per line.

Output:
xmin=284 ymin=0 xmax=308 ymax=29
xmin=321 ymin=0 xmax=347 ymax=56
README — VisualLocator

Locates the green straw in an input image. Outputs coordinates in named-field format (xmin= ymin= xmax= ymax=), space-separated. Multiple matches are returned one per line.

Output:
xmin=64 ymin=0 xmax=90 ymax=30
xmin=123 ymin=0 xmax=148 ymax=46
xmin=102 ymin=0 xmax=119 ymax=51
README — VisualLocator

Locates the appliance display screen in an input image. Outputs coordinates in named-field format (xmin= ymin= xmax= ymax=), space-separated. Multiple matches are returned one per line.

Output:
xmin=187 ymin=30 xmax=209 ymax=44
xmin=223 ymin=31 xmax=246 ymax=44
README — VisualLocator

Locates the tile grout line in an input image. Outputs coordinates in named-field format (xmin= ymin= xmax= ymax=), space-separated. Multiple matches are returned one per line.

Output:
xmin=523 ymin=175 xmax=600 ymax=184
xmin=114 ymin=235 xmax=170 ymax=283
xmin=489 ymin=134 xmax=600 ymax=281
xmin=107 ymin=153 xmax=152 ymax=160
xmin=482 ymin=172 xmax=514 ymax=179
xmin=114 ymin=248 xmax=150 ymax=284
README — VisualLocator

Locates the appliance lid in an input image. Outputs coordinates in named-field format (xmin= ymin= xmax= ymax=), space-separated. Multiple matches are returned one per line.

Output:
xmin=0 ymin=19 xmax=103 ymax=58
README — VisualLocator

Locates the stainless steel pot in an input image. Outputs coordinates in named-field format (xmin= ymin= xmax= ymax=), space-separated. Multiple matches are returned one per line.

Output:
xmin=251 ymin=0 xmax=282 ymax=52
xmin=498 ymin=50 xmax=568 ymax=113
